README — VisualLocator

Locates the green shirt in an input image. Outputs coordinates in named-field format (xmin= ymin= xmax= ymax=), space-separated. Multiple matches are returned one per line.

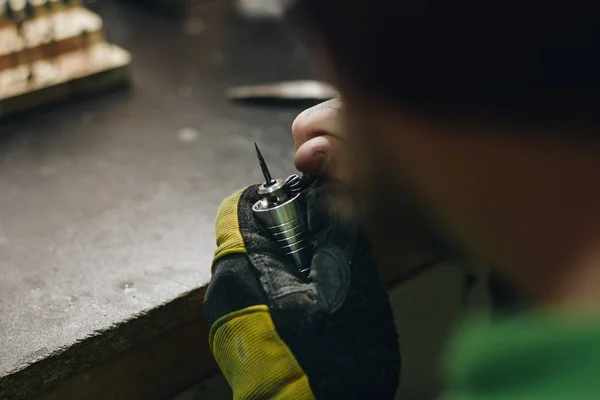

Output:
xmin=442 ymin=310 xmax=600 ymax=400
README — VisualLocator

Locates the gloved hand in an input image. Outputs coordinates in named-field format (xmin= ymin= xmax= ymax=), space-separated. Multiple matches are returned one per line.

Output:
xmin=204 ymin=182 xmax=400 ymax=399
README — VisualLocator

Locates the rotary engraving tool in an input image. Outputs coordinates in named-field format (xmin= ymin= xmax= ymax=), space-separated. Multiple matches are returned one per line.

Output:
xmin=252 ymin=143 xmax=314 ymax=276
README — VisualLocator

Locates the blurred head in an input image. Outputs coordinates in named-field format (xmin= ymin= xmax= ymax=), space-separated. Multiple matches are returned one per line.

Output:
xmin=287 ymin=0 xmax=600 ymax=302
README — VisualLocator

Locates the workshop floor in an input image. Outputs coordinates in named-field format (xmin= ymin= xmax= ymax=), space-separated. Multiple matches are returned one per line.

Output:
xmin=171 ymin=262 xmax=490 ymax=400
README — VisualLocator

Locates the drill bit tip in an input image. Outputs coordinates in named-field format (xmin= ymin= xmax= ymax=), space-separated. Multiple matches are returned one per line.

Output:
xmin=254 ymin=142 xmax=274 ymax=186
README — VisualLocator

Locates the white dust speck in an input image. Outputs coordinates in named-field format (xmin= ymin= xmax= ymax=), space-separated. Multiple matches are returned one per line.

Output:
xmin=184 ymin=18 xmax=205 ymax=35
xmin=123 ymin=286 xmax=136 ymax=294
xmin=236 ymin=0 xmax=284 ymax=18
xmin=120 ymin=281 xmax=136 ymax=294
xmin=177 ymin=127 xmax=200 ymax=143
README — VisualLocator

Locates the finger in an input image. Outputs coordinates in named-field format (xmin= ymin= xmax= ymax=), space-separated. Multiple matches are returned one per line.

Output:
xmin=291 ymin=98 xmax=343 ymax=151
xmin=295 ymin=135 xmax=348 ymax=182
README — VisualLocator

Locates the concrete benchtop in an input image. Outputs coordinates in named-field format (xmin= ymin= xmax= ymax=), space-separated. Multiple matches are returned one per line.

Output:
xmin=0 ymin=1 xmax=314 ymax=398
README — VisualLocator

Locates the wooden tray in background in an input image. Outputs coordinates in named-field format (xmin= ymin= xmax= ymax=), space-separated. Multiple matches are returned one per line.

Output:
xmin=0 ymin=1 xmax=131 ymax=118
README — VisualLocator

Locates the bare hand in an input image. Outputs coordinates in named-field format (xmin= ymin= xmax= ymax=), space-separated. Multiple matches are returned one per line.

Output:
xmin=292 ymin=99 xmax=347 ymax=182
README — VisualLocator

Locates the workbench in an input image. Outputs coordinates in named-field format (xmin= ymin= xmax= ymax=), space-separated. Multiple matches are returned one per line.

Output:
xmin=0 ymin=2 xmax=443 ymax=398
xmin=0 ymin=1 xmax=315 ymax=398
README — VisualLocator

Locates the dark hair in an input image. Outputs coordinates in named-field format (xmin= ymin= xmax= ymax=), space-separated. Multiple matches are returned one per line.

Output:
xmin=287 ymin=0 xmax=600 ymax=119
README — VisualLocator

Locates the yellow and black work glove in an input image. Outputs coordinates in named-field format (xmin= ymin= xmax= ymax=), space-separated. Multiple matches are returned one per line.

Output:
xmin=204 ymin=182 xmax=401 ymax=399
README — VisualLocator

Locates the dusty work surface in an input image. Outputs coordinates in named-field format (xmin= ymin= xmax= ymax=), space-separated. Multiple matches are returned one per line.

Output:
xmin=0 ymin=1 xmax=314 ymax=398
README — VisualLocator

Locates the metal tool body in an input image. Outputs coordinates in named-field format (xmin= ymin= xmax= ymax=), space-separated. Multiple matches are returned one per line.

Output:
xmin=226 ymin=80 xmax=337 ymax=102
xmin=252 ymin=144 xmax=313 ymax=276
